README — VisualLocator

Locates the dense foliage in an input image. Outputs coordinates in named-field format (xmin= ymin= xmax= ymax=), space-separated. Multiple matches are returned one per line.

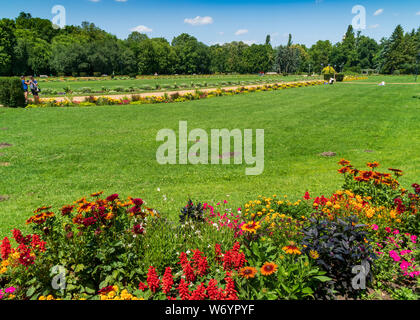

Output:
xmin=0 ymin=12 xmax=418 ymax=76
xmin=0 ymin=160 xmax=418 ymax=300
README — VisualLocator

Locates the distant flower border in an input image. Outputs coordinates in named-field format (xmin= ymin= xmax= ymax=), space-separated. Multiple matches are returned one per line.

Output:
xmin=26 ymin=80 xmax=331 ymax=109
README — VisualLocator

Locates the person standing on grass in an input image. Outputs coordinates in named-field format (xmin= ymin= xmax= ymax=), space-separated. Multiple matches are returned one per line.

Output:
xmin=29 ymin=76 xmax=40 ymax=104
xmin=21 ymin=76 xmax=29 ymax=103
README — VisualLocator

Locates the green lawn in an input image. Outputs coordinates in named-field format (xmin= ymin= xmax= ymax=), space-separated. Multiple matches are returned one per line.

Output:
xmin=38 ymin=74 xmax=320 ymax=97
xmin=1 ymin=79 xmax=419 ymax=237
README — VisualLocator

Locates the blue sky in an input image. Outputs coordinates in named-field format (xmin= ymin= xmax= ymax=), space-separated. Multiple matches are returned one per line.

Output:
xmin=1 ymin=0 xmax=419 ymax=46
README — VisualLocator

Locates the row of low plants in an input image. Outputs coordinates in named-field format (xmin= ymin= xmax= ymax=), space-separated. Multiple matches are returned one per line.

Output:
xmin=0 ymin=160 xmax=418 ymax=300
xmin=37 ymin=74 xmax=315 ymax=83
xmin=39 ymin=78 xmax=319 ymax=96
xmin=26 ymin=80 xmax=325 ymax=108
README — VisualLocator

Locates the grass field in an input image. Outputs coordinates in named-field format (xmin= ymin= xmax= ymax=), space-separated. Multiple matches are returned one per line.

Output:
xmin=1 ymin=77 xmax=420 ymax=237
xmin=38 ymin=74 xmax=320 ymax=97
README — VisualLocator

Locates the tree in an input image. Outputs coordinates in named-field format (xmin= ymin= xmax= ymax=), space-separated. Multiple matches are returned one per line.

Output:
xmin=0 ymin=19 xmax=16 ymax=75
xmin=171 ymin=34 xmax=210 ymax=74
xmin=309 ymin=40 xmax=333 ymax=72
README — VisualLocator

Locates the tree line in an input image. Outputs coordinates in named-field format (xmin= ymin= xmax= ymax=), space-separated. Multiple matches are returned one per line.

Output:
xmin=0 ymin=12 xmax=419 ymax=76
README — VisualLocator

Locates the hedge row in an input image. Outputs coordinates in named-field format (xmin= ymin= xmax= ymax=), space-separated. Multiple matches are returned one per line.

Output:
xmin=0 ymin=77 xmax=26 ymax=108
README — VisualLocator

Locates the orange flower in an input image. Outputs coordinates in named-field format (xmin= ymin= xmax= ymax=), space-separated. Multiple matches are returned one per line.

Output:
xmin=338 ymin=159 xmax=351 ymax=166
xmin=282 ymin=242 xmax=302 ymax=255
xmin=91 ymin=191 xmax=104 ymax=197
xmin=367 ymin=161 xmax=380 ymax=168
xmin=239 ymin=267 xmax=258 ymax=279
xmin=241 ymin=221 xmax=261 ymax=234
xmin=260 ymin=262 xmax=278 ymax=276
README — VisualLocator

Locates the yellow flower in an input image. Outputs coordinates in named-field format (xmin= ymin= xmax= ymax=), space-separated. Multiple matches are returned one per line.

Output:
xmin=309 ymin=250 xmax=320 ymax=260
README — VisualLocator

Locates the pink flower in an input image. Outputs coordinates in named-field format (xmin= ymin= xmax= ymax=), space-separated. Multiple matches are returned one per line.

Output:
xmin=4 ymin=287 xmax=16 ymax=294
xmin=393 ymin=229 xmax=400 ymax=235
xmin=400 ymin=250 xmax=412 ymax=256
xmin=411 ymin=235 xmax=417 ymax=244
xmin=371 ymin=224 xmax=379 ymax=231
xmin=385 ymin=227 xmax=391 ymax=233
xmin=400 ymin=261 xmax=411 ymax=272
xmin=389 ymin=250 xmax=401 ymax=262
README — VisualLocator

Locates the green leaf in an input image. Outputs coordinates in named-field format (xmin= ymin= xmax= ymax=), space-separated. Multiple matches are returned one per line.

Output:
xmin=314 ymin=275 xmax=332 ymax=282
xmin=26 ymin=286 xmax=36 ymax=297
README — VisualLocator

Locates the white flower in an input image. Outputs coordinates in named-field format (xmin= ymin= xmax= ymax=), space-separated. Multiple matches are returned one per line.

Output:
xmin=186 ymin=250 xmax=191 ymax=255
xmin=157 ymin=188 xmax=161 ymax=192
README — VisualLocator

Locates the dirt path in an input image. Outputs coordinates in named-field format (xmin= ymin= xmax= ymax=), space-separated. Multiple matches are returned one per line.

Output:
xmin=41 ymin=80 xmax=321 ymax=103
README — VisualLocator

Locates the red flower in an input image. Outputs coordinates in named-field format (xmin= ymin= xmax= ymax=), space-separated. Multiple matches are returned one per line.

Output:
xmin=82 ymin=217 xmax=97 ymax=227
xmin=12 ymin=229 xmax=24 ymax=244
xmin=162 ymin=267 xmax=174 ymax=295
xmin=138 ymin=282 xmax=148 ymax=292
xmin=190 ymin=283 xmax=207 ymax=300
xmin=17 ymin=243 xmax=35 ymax=267
xmin=206 ymin=279 xmax=222 ymax=300
xmin=132 ymin=224 xmax=144 ymax=235
xmin=223 ymin=274 xmax=238 ymax=300
xmin=98 ymin=286 xmax=114 ymax=295
xmin=132 ymin=198 xmax=144 ymax=206
xmin=304 ymin=191 xmax=311 ymax=200
xmin=1 ymin=237 xmax=11 ymax=260
xmin=61 ymin=205 xmax=75 ymax=216
xmin=31 ymin=235 xmax=46 ymax=252
xmin=192 ymin=250 xmax=209 ymax=277
xmin=106 ymin=194 xmax=119 ymax=202
xmin=177 ymin=279 xmax=191 ymax=300
xmin=223 ymin=242 xmax=246 ymax=271
xmin=215 ymin=244 xmax=223 ymax=263
xmin=146 ymin=266 xmax=160 ymax=293
xmin=179 ymin=252 xmax=197 ymax=282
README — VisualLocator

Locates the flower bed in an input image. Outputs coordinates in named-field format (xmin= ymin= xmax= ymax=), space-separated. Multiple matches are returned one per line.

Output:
xmin=26 ymin=80 xmax=326 ymax=109
xmin=0 ymin=160 xmax=418 ymax=300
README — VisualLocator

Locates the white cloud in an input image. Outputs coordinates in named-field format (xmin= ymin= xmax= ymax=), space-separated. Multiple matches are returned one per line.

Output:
xmin=374 ymin=8 xmax=384 ymax=16
xmin=235 ymin=29 xmax=248 ymax=36
xmin=219 ymin=31 xmax=224 ymax=35
xmin=416 ymin=11 xmax=420 ymax=16
xmin=115 ymin=0 xmax=127 ymax=2
xmin=368 ymin=24 xmax=380 ymax=29
xmin=130 ymin=25 xmax=152 ymax=33
xmin=184 ymin=16 xmax=214 ymax=26
xmin=89 ymin=0 xmax=101 ymax=2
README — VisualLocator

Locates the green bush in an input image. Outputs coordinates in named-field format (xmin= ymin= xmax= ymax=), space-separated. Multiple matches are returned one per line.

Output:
xmin=335 ymin=74 xmax=345 ymax=82
xmin=93 ymin=72 xmax=102 ymax=77
xmin=323 ymin=74 xmax=335 ymax=81
xmin=0 ymin=77 xmax=26 ymax=108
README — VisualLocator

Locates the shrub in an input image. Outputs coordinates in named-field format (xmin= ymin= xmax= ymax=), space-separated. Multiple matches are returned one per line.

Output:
xmin=335 ymin=74 xmax=345 ymax=82
xmin=93 ymin=72 xmax=102 ymax=77
xmin=0 ymin=77 xmax=26 ymax=108
xmin=301 ymin=216 xmax=377 ymax=298
xmin=81 ymin=87 xmax=92 ymax=93
xmin=323 ymin=74 xmax=335 ymax=80
xmin=179 ymin=199 xmax=205 ymax=224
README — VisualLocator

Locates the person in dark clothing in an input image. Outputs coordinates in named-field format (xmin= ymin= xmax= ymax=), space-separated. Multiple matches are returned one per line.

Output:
xmin=29 ymin=76 xmax=40 ymax=104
